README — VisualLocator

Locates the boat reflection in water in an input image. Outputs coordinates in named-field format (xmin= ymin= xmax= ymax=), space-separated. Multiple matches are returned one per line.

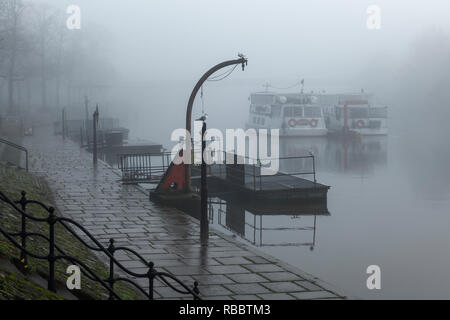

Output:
xmin=205 ymin=135 xmax=387 ymax=247
xmin=207 ymin=198 xmax=329 ymax=250
xmin=279 ymin=135 xmax=387 ymax=176
xmin=176 ymin=135 xmax=387 ymax=251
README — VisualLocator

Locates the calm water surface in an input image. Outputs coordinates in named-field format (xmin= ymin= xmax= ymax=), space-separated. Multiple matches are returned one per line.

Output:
xmin=203 ymin=134 xmax=450 ymax=299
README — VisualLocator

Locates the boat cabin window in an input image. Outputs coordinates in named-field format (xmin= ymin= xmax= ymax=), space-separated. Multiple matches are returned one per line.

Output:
xmin=368 ymin=107 xmax=387 ymax=118
xmin=349 ymin=107 xmax=369 ymax=118
xmin=304 ymin=106 xmax=322 ymax=117
xmin=284 ymin=106 xmax=303 ymax=117
xmin=251 ymin=94 xmax=274 ymax=105
xmin=271 ymin=105 xmax=282 ymax=117
xmin=251 ymin=105 xmax=271 ymax=114
xmin=253 ymin=116 xmax=265 ymax=125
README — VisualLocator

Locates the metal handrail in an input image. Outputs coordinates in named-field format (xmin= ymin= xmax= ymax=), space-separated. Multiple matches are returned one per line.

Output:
xmin=0 ymin=190 xmax=201 ymax=300
xmin=117 ymin=152 xmax=173 ymax=183
xmin=0 ymin=137 xmax=28 ymax=171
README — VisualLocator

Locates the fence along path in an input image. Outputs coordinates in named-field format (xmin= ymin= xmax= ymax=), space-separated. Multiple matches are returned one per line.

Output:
xmin=0 ymin=190 xmax=201 ymax=300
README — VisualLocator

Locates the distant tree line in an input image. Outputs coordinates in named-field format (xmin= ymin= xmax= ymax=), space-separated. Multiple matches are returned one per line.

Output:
xmin=0 ymin=0 xmax=114 ymax=116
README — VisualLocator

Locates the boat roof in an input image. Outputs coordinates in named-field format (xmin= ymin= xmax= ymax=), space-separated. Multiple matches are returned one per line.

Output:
xmin=252 ymin=91 xmax=371 ymax=99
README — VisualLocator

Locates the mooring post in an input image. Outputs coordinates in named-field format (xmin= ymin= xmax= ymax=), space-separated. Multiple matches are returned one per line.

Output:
xmin=93 ymin=105 xmax=99 ymax=166
xmin=311 ymin=152 xmax=317 ymax=183
xmin=200 ymin=120 xmax=209 ymax=244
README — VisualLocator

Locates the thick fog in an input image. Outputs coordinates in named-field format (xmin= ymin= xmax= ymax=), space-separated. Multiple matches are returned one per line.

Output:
xmin=2 ymin=0 xmax=450 ymax=174
xmin=2 ymin=0 xmax=450 ymax=299
xmin=6 ymin=0 xmax=448 ymax=146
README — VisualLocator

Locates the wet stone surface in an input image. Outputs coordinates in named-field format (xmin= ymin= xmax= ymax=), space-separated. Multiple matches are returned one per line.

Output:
xmin=23 ymin=127 xmax=346 ymax=300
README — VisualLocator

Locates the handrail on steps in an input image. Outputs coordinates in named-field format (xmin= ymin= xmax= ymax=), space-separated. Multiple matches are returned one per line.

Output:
xmin=0 ymin=137 xmax=28 ymax=171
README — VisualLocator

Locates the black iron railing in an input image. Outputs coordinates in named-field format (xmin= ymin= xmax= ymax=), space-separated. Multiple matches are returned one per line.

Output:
xmin=0 ymin=138 xmax=28 ymax=171
xmin=0 ymin=190 xmax=201 ymax=300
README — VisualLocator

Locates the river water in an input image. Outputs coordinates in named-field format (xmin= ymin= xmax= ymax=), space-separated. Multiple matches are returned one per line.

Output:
xmin=197 ymin=133 xmax=450 ymax=299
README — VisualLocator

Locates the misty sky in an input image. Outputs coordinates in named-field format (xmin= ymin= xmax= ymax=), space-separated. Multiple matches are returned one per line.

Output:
xmin=44 ymin=0 xmax=450 ymax=84
xmin=29 ymin=0 xmax=450 ymax=143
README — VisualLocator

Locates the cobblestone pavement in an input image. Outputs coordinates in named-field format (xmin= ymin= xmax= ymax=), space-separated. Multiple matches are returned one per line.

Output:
xmin=23 ymin=126 xmax=346 ymax=300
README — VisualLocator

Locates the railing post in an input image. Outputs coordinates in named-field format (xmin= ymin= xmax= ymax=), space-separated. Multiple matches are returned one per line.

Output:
xmin=311 ymin=154 xmax=316 ymax=183
xmin=193 ymin=281 xmax=200 ymax=300
xmin=18 ymin=191 xmax=28 ymax=267
xmin=47 ymin=207 xmax=56 ymax=292
xmin=148 ymin=261 xmax=155 ymax=300
xmin=107 ymin=238 xmax=115 ymax=300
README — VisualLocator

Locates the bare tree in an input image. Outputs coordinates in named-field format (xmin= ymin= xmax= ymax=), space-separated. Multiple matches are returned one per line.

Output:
xmin=32 ymin=3 xmax=58 ymax=110
xmin=0 ymin=0 xmax=29 ymax=114
xmin=53 ymin=14 xmax=67 ymax=111
xmin=0 ymin=1 xmax=115 ymax=116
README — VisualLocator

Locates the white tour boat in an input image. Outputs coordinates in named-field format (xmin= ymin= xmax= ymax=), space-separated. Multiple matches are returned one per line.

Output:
xmin=245 ymin=92 xmax=328 ymax=137
xmin=320 ymin=93 xmax=388 ymax=136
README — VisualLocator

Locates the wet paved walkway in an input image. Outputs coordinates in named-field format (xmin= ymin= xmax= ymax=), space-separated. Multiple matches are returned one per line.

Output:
xmin=23 ymin=126 xmax=346 ymax=300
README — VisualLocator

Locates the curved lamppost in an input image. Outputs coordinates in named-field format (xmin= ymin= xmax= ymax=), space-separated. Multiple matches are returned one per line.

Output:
xmin=184 ymin=54 xmax=248 ymax=191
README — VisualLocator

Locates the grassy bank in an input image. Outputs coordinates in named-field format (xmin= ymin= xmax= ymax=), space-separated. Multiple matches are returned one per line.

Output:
xmin=0 ymin=163 xmax=142 ymax=300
